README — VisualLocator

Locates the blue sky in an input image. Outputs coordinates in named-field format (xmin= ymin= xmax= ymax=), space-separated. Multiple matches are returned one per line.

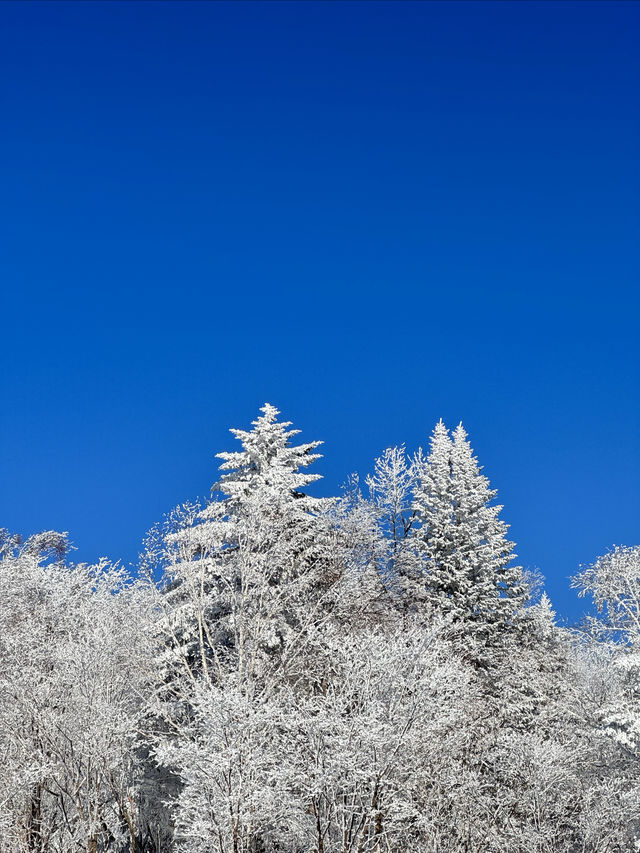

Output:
xmin=1 ymin=1 xmax=638 ymax=622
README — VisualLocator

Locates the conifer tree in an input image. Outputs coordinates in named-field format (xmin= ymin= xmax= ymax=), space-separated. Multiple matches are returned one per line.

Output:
xmin=153 ymin=403 xmax=338 ymax=692
xmin=449 ymin=423 xmax=525 ymax=631
xmin=410 ymin=420 xmax=455 ymax=610
xmin=411 ymin=420 xmax=525 ymax=638
xmin=151 ymin=405 xmax=344 ymax=853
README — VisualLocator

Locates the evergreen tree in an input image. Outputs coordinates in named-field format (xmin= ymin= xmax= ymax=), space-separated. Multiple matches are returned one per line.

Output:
xmin=406 ymin=419 xmax=454 ymax=610
xmin=151 ymin=405 xmax=345 ymax=853
xmin=449 ymin=423 xmax=525 ymax=633
xmin=153 ymin=403 xmax=338 ymax=692
xmin=411 ymin=420 xmax=525 ymax=637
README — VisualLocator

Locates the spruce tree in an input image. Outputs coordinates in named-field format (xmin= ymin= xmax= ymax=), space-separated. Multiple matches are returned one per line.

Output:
xmin=411 ymin=420 xmax=525 ymax=638
xmin=156 ymin=402 xmax=337 ymax=690
xmin=151 ymin=405 xmax=344 ymax=853
xmin=410 ymin=419 xmax=455 ymax=610
xmin=449 ymin=423 xmax=525 ymax=631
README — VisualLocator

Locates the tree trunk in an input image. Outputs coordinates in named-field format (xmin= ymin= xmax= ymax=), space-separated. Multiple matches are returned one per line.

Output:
xmin=27 ymin=784 xmax=42 ymax=853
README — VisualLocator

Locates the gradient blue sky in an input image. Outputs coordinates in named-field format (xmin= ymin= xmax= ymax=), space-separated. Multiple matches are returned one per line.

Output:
xmin=1 ymin=1 xmax=638 ymax=622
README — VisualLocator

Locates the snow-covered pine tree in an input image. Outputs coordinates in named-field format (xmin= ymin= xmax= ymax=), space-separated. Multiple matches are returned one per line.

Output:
xmin=151 ymin=404 xmax=346 ymax=853
xmin=409 ymin=420 xmax=525 ymax=638
xmin=409 ymin=419 xmax=455 ymax=612
xmin=448 ymin=423 xmax=525 ymax=634
xmin=152 ymin=403 xmax=339 ymax=692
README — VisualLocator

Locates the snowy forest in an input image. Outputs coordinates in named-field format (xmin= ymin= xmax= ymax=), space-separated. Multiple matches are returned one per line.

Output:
xmin=2 ymin=403 xmax=639 ymax=853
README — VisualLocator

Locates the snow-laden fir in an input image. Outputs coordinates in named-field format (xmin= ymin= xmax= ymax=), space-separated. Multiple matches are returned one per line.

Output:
xmin=1 ymin=404 xmax=639 ymax=853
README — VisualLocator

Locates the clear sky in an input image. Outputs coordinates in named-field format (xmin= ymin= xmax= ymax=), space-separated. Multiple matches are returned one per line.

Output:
xmin=1 ymin=1 xmax=638 ymax=623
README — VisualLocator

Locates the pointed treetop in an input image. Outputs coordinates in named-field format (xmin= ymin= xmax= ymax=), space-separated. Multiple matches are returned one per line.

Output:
xmin=253 ymin=403 xmax=290 ymax=429
xmin=451 ymin=422 xmax=489 ymax=483
xmin=538 ymin=592 xmax=555 ymax=619
xmin=451 ymin=422 xmax=471 ymax=452
xmin=429 ymin=419 xmax=452 ymax=449
xmin=411 ymin=418 xmax=524 ymax=628
xmin=214 ymin=404 xmax=324 ymax=499
xmin=424 ymin=420 xmax=453 ymax=477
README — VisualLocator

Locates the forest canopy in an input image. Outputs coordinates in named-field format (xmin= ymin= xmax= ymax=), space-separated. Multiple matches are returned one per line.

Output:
xmin=1 ymin=404 xmax=639 ymax=853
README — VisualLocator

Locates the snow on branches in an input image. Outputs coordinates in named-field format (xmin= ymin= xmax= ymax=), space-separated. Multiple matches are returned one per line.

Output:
xmin=1 ymin=407 xmax=639 ymax=853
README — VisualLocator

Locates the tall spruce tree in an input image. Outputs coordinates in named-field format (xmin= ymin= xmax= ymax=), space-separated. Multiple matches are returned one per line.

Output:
xmin=410 ymin=420 xmax=455 ymax=610
xmin=449 ymin=423 xmax=525 ymax=631
xmin=411 ymin=421 xmax=525 ymax=638
xmin=152 ymin=403 xmax=338 ymax=691
xmin=151 ymin=405 xmax=345 ymax=853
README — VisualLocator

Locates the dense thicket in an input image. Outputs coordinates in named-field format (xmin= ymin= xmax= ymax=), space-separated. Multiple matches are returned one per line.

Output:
xmin=1 ymin=405 xmax=639 ymax=853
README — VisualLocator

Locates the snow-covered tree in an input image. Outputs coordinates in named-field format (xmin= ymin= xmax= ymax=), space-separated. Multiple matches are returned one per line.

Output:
xmin=365 ymin=445 xmax=419 ymax=569
xmin=151 ymin=404 xmax=340 ymax=692
xmin=449 ymin=423 xmax=525 ymax=630
xmin=408 ymin=420 xmax=454 ymax=610
xmin=572 ymin=546 xmax=640 ymax=765
xmin=409 ymin=421 xmax=525 ymax=641
xmin=281 ymin=618 xmax=476 ymax=853
xmin=149 ymin=404 xmax=348 ymax=852
xmin=0 ymin=530 xmax=154 ymax=853
xmin=572 ymin=545 xmax=640 ymax=648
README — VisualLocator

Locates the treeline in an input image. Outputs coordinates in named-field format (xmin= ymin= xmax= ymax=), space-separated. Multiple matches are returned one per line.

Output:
xmin=1 ymin=404 xmax=639 ymax=853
